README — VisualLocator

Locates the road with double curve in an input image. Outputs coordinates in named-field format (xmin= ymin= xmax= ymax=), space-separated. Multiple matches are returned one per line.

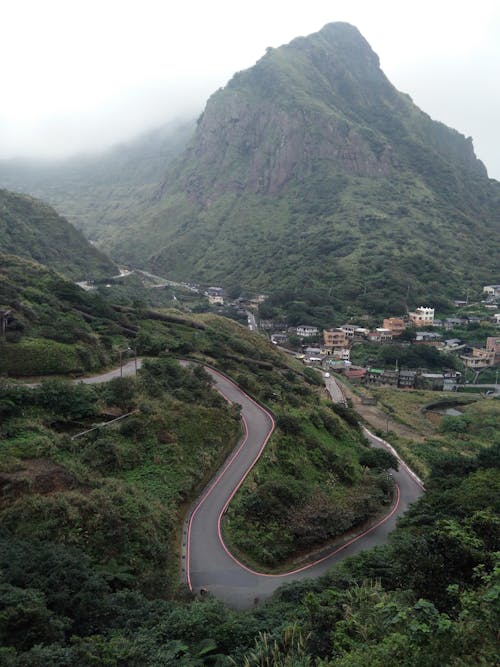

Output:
xmin=59 ymin=357 xmax=424 ymax=608
xmin=184 ymin=368 xmax=424 ymax=609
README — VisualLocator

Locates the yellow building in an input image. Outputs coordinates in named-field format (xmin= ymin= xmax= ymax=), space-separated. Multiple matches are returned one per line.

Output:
xmin=383 ymin=317 xmax=406 ymax=335
xmin=323 ymin=328 xmax=349 ymax=348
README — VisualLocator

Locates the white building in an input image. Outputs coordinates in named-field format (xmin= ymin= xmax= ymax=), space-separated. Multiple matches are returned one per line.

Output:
xmin=297 ymin=325 xmax=319 ymax=338
xmin=409 ymin=306 xmax=435 ymax=328
xmin=483 ymin=285 xmax=500 ymax=298
xmin=333 ymin=347 xmax=350 ymax=361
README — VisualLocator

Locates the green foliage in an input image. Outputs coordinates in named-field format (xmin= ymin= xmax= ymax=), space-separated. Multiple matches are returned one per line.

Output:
xmin=0 ymin=402 xmax=498 ymax=665
xmin=350 ymin=342 xmax=458 ymax=371
xmin=0 ymin=338 xmax=99 ymax=376
xmin=0 ymin=583 xmax=68 ymax=651
xmin=438 ymin=413 xmax=472 ymax=435
xmin=359 ymin=448 xmax=398 ymax=471
xmin=35 ymin=380 xmax=98 ymax=420
xmin=225 ymin=398 xmax=393 ymax=566
xmin=0 ymin=253 xmax=127 ymax=375
xmin=0 ymin=188 xmax=115 ymax=279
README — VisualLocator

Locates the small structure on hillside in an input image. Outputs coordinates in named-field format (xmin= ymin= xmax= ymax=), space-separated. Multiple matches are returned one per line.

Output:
xmin=409 ymin=306 xmax=435 ymax=328
xmin=0 ymin=309 xmax=12 ymax=337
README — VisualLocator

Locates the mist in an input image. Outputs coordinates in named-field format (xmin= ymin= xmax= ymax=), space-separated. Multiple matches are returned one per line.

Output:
xmin=0 ymin=78 xmax=217 ymax=161
xmin=1 ymin=0 xmax=499 ymax=179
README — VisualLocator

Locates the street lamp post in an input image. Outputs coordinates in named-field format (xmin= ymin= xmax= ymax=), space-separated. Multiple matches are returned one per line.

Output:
xmin=119 ymin=347 xmax=131 ymax=377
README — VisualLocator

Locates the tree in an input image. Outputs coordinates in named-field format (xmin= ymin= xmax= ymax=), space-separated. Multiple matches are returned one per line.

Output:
xmin=359 ymin=449 xmax=398 ymax=471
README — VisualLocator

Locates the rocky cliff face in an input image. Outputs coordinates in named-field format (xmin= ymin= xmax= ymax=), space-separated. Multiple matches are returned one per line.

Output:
xmin=3 ymin=23 xmax=496 ymax=315
xmin=175 ymin=22 xmax=484 ymax=202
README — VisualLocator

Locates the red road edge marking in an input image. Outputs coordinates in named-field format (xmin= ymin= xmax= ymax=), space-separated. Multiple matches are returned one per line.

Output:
xmin=185 ymin=367 xmax=403 ymax=588
xmin=185 ymin=413 xmax=253 ymax=591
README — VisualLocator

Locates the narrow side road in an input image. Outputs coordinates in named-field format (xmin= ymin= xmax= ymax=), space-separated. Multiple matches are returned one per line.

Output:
xmin=78 ymin=359 xmax=142 ymax=384
xmin=185 ymin=369 xmax=424 ymax=610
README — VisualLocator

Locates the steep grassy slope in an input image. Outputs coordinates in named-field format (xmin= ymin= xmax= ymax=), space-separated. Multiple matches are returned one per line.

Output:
xmin=0 ymin=253 xmax=128 ymax=375
xmin=109 ymin=22 xmax=500 ymax=314
xmin=0 ymin=189 xmax=116 ymax=279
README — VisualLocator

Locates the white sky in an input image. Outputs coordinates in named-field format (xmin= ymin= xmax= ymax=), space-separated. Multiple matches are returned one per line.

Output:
xmin=1 ymin=0 xmax=499 ymax=179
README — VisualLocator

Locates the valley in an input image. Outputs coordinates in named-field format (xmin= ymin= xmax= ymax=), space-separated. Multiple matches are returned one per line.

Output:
xmin=0 ymin=18 xmax=498 ymax=666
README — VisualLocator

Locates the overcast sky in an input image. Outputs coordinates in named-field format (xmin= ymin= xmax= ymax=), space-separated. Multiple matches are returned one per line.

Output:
xmin=1 ymin=0 xmax=499 ymax=179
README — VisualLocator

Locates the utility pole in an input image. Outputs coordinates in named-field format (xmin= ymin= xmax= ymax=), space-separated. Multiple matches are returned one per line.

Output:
xmin=119 ymin=347 xmax=131 ymax=377
xmin=0 ymin=310 xmax=11 ymax=337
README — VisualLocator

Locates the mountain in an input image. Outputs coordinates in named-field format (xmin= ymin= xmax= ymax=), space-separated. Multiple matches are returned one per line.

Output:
xmin=2 ymin=23 xmax=499 ymax=316
xmin=0 ymin=119 xmax=194 ymax=247
xmin=110 ymin=22 xmax=500 ymax=314
xmin=0 ymin=188 xmax=116 ymax=280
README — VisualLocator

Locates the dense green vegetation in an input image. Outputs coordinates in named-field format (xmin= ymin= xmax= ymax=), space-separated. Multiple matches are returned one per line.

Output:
xmin=0 ymin=253 xmax=129 ymax=375
xmin=364 ymin=387 xmax=500 ymax=479
xmin=349 ymin=341 xmax=461 ymax=371
xmin=0 ymin=189 xmax=115 ymax=279
xmin=0 ymin=359 xmax=240 ymax=597
xmin=224 ymin=395 xmax=395 ymax=568
xmin=1 ymin=422 xmax=497 ymax=664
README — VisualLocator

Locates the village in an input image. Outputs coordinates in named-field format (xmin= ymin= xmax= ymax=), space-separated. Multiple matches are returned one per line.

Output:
xmin=230 ymin=285 xmax=500 ymax=393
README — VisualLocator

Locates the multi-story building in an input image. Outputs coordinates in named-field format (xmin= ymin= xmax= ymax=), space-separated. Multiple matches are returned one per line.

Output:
xmin=297 ymin=325 xmax=320 ymax=338
xmin=206 ymin=287 xmax=224 ymax=305
xmin=367 ymin=328 xmax=393 ymax=342
xmin=483 ymin=285 xmax=500 ymax=299
xmin=365 ymin=368 xmax=398 ymax=386
xmin=332 ymin=347 xmax=350 ymax=361
xmin=460 ymin=347 xmax=495 ymax=368
xmin=383 ymin=317 xmax=406 ymax=336
xmin=340 ymin=324 xmax=357 ymax=338
xmin=398 ymin=370 xmax=417 ymax=388
xmin=486 ymin=337 xmax=500 ymax=362
xmin=323 ymin=328 xmax=349 ymax=348
xmin=409 ymin=306 xmax=435 ymax=328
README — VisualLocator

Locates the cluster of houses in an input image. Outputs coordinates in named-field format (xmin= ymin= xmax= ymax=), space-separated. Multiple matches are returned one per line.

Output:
xmin=264 ymin=301 xmax=500 ymax=388
xmin=202 ymin=283 xmax=499 ymax=389
xmin=347 ymin=367 xmax=463 ymax=391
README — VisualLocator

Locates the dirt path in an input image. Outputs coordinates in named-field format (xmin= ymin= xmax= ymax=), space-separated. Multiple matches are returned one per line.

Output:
xmin=340 ymin=383 xmax=426 ymax=442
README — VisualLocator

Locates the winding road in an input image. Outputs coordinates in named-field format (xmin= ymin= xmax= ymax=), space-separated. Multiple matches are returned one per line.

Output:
xmin=24 ymin=357 xmax=424 ymax=608
xmin=184 ymin=369 xmax=424 ymax=609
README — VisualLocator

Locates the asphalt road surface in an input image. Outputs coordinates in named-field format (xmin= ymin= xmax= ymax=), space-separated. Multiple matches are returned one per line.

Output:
xmin=78 ymin=358 xmax=143 ymax=384
xmin=185 ymin=368 xmax=424 ymax=609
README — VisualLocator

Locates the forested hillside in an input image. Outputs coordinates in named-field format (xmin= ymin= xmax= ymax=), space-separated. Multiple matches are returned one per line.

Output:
xmin=108 ymin=23 xmax=500 ymax=315
xmin=3 ymin=25 xmax=499 ymax=316
xmin=0 ymin=120 xmax=194 ymax=246
xmin=1 ymin=393 xmax=497 ymax=664
xmin=0 ymin=253 xmax=498 ymax=664
xmin=0 ymin=190 xmax=115 ymax=279
xmin=0 ymin=253 xmax=126 ymax=375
